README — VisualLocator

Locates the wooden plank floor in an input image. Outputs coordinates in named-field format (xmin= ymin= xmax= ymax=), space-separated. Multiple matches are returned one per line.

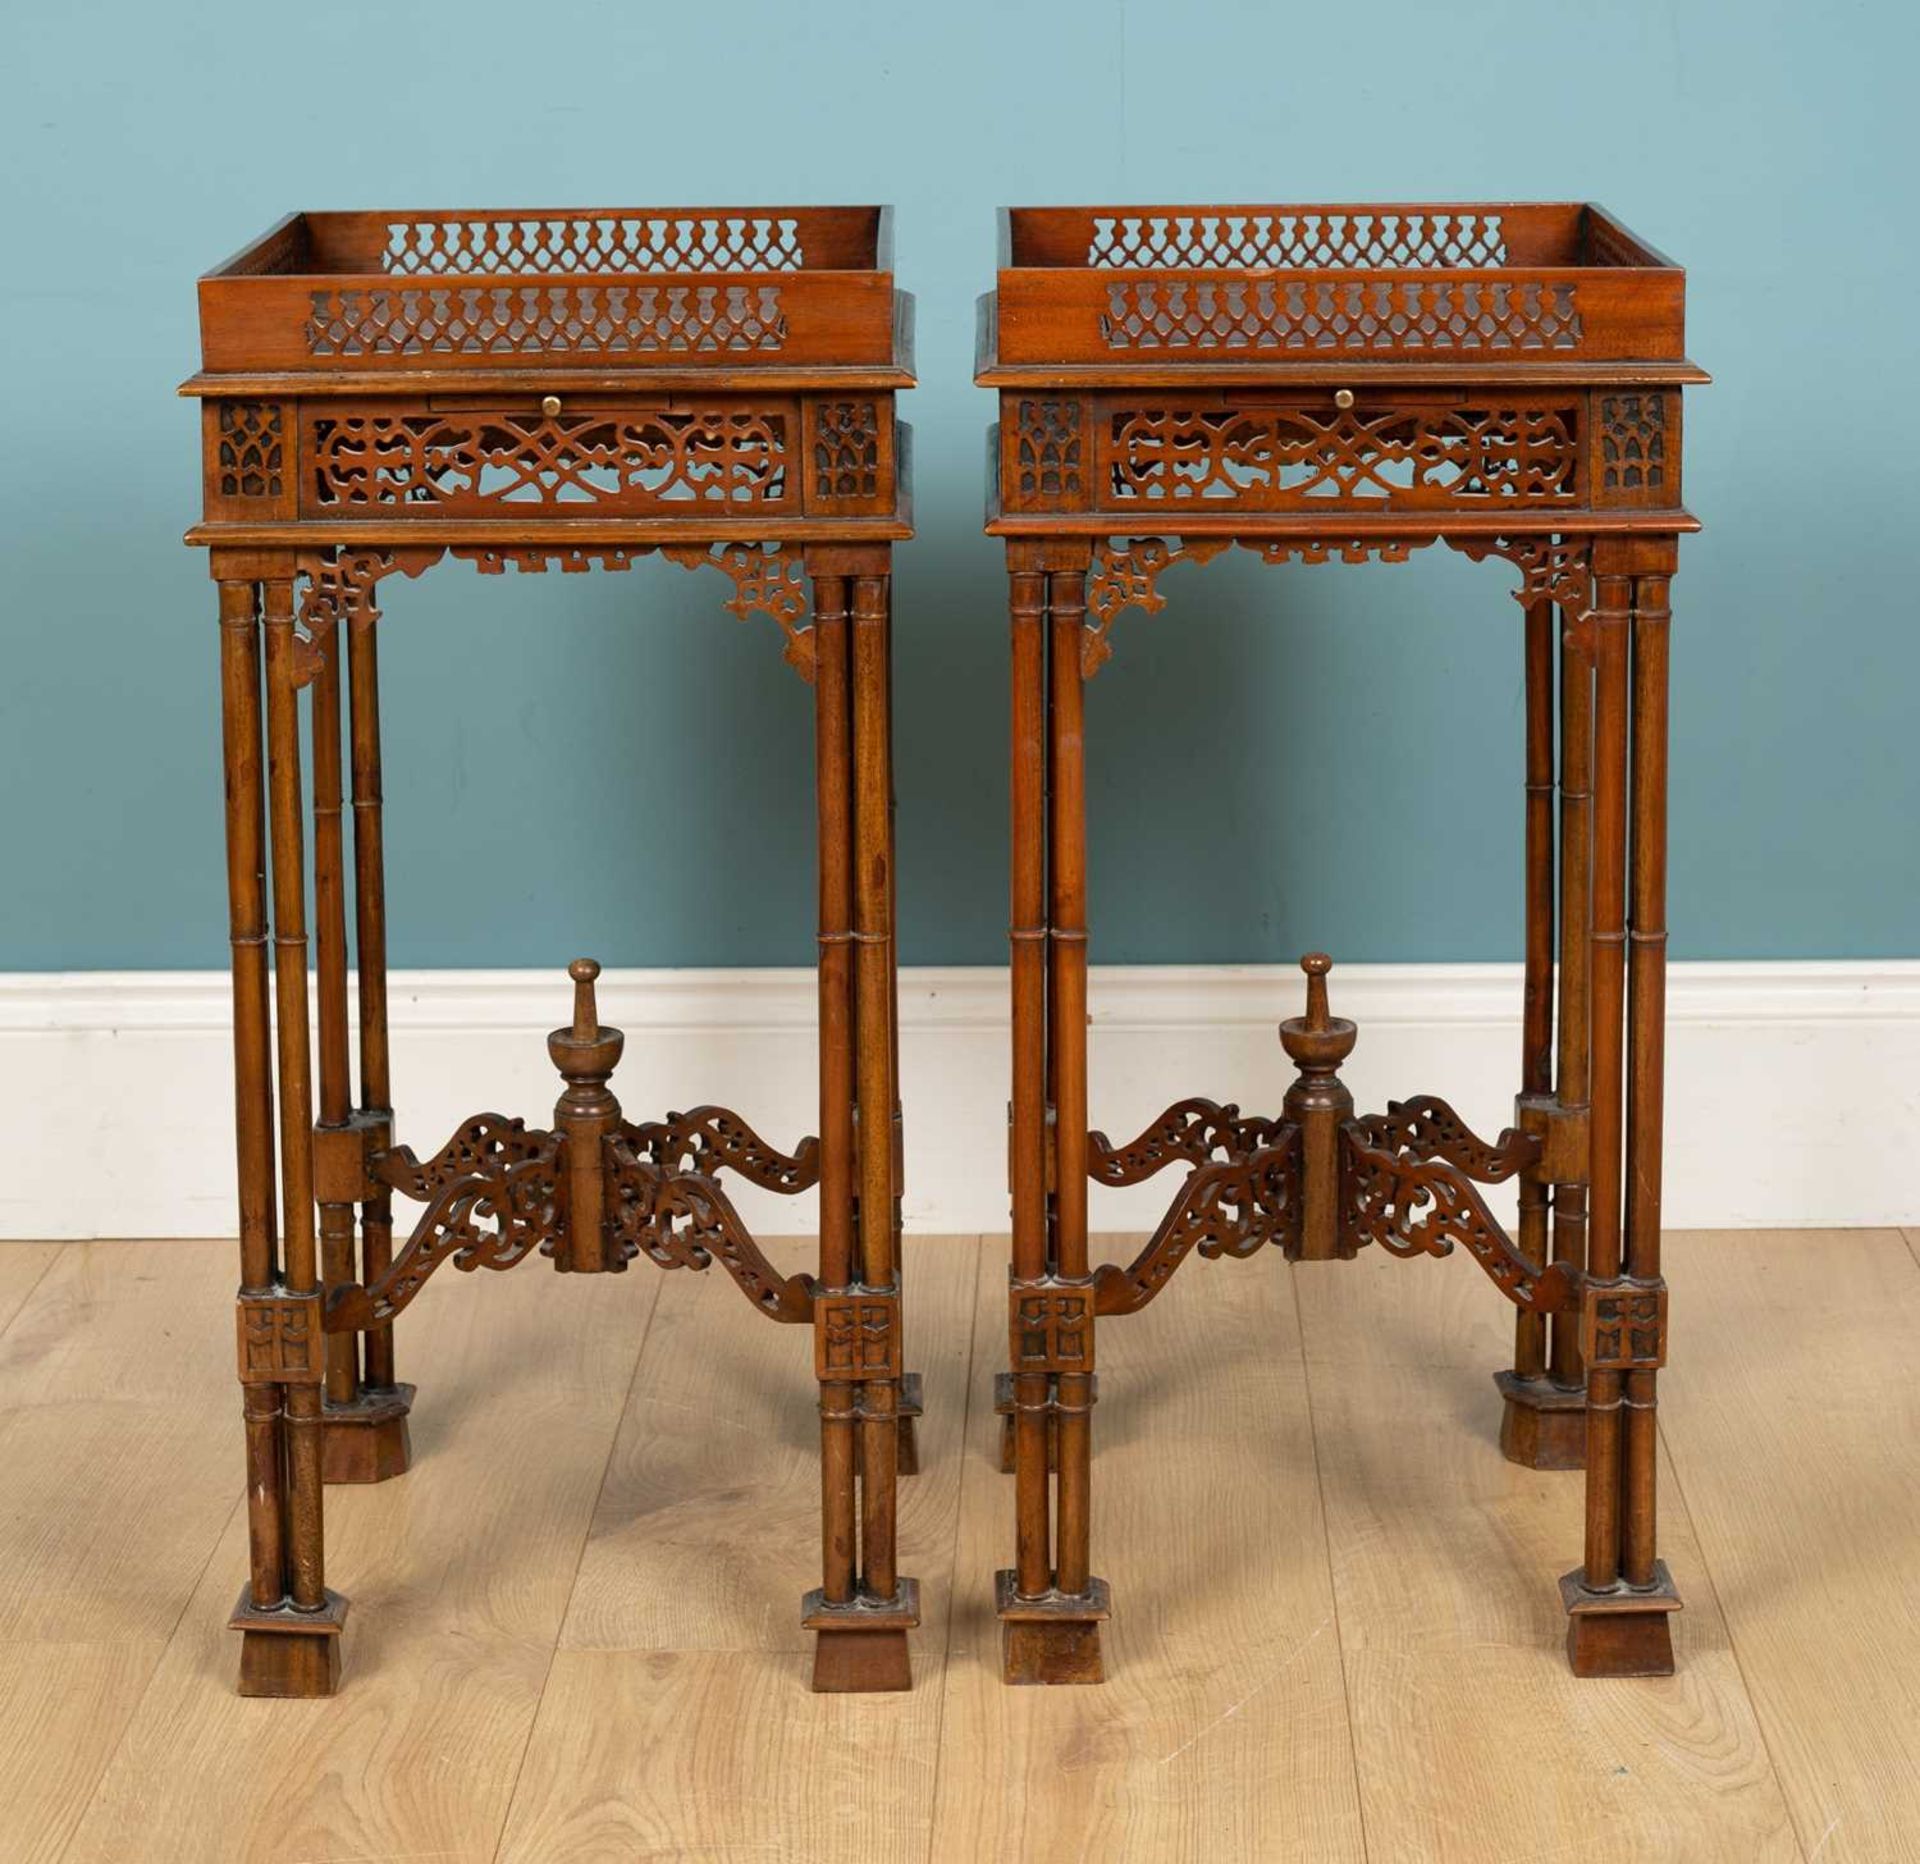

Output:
xmin=0 ymin=1230 xmax=1913 ymax=1862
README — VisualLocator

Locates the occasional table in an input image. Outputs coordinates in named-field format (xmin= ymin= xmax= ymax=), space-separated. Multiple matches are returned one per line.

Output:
xmin=186 ymin=206 xmax=920 ymax=1696
xmin=979 ymin=203 xmax=1704 ymax=1684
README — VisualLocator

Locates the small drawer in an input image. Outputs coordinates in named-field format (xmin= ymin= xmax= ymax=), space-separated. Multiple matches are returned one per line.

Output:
xmin=296 ymin=394 xmax=805 ymax=519
xmin=1083 ymin=389 xmax=1588 ymax=514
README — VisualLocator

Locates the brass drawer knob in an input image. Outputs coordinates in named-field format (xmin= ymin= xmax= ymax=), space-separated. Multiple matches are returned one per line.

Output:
xmin=540 ymin=394 xmax=563 ymax=418
xmin=1333 ymin=388 xmax=1356 ymax=411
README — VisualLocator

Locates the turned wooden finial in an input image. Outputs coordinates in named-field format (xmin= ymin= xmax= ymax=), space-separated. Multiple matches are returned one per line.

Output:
xmin=1280 ymin=951 xmax=1356 ymax=1074
xmin=569 ymin=957 xmax=601 ymax=1040
xmin=1281 ymin=951 xmax=1358 ymax=1262
xmin=549 ymin=958 xmax=624 ymax=1274
xmin=1302 ymin=952 xmax=1332 ymax=1032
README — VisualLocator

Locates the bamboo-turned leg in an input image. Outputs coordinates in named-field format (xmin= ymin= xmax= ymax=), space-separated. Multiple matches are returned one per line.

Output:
xmin=218 ymin=576 xmax=287 ymax=1620
xmin=1004 ymin=561 xmax=1053 ymax=1544
xmin=1001 ymin=552 xmax=1110 ymax=1686
xmin=882 ymin=572 xmax=922 ymax=1478
xmin=1500 ymin=593 xmax=1585 ymax=1467
xmin=1561 ymin=548 xmax=1681 ymax=1675
xmin=804 ymin=560 xmax=917 ymax=1691
xmin=232 ymin=568 xmax=346 ymax=1696
xmin=1548 ymin=594 xmax=1595 ymax=1410
xmin=323 ymin=606 xmax=412 ymax=1481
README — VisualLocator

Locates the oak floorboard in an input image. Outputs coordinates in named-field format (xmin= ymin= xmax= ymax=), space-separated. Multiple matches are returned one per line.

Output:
xmin=0 ymin=1242 xmax=241 ymax=1861
xmin=498 ymin=1236 xmax=980 ymax=1863
xmin=1295 ymin=1243 xmax=1804 ymax=1864
xmin=61 ymin=1257 xmax=659 ymax=1864
xmin=557 ymin=1234 xmax=977 ymax=1656
xmin=1659 ymin=1229 xmax=1920 ymax=1864
xmin=926 ymin=1236 xmax=1367 ymax=1863
xmin=0 ymin=1241 xmax=62 ymax=1339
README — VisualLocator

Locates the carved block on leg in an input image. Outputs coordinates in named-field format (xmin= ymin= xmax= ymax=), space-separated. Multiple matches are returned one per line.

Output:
xmin=1559 ymin=1562 xmax=1681 ymax=1677
xmin=230 ymin=1587 xmax=348 ymax=1698
xmin=1494 ymin=1370 xmax=1586 ymax=1470
xmin=322 ymin=1382 xmax=415 ymax=1484
xmin=802 ymin=1578 xmax=920 ymax=1693
xmin=996 ymin=1570 xmax=1111 ymax=1685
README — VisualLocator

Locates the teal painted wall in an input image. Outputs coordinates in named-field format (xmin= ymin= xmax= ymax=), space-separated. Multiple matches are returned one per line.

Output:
xmin=2 ymin=0 xmax=1914 ymax=970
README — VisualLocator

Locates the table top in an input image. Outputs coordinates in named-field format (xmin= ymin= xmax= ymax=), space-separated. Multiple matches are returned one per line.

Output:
xmin=979 ymin=203 xmax=1704 ymax=386
xmin=184 ymin=207 xmax=913 ymax=391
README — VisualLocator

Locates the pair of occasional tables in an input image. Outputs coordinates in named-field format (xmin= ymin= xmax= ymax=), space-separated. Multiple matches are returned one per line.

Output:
xmin=185 ymin=202 xmax=1701 ymax=1698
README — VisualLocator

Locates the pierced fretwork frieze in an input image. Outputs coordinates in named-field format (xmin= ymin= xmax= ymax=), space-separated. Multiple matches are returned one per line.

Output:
xmin=1098 ymin=277 xmax=1583 ymax=354
xmin=1082 ymin=532 xmax=1593 ymax=675
xmin=289 ymin=541 xmax=821 ymax=688
xmin=305 ymin=282 xmax=789 ymax=359
xmin=604 ymin=1133 xmax=813 ymax=1322
xmin=662 ymin=542 xmax=814 ymax=680
xmin=619 ymin=1106 xmax=820 ymax=1195
xmin=1101 ymin=403 xmax=1579 ymax=509
xmin=1581 ymin=1278 xmax=1668 ymax=1370
xmin=1597 ymin=392 xmax=1669 ymax=504
xmin=1093 ymin=1126 xmax=1302 ymax=1316
xmin=452 ymin=545 xmax=655 ymax=575
xmin=217 ymin=401 xmax=285 ymax=500
xmin=305 ymin=405 xmax=793 ymax=516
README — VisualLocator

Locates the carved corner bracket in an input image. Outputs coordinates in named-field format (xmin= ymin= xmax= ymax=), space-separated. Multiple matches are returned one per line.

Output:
xmin=292 ymin=540 xmax=817 ymax=689
xmin=1081 ymin=532 xmax=1594 ymax=676
xmin=1083 ymin=534 xmax=1421 ymax=675
xmin=293 ymin=547 xmax=444 ymax=687
xmin=663 ymin=542 xmax=815 ymax=681
xmin=1444 ymin=534 xmax=1594 ymax=616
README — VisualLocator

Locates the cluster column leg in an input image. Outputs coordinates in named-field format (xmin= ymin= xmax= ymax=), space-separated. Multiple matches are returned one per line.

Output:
xmin=1562 ymin=544 xmax=1681 ymax=1675
xmin=1000 ymin=543 xmax=1109 ymax=1686
xmin=882 ymin=573 xmax=922 ymax=1474
xmin=225 ymin=561 xmax=347 ymax=1697
xmin=319 ymin=607 xmax=414 ymax=1479
xmin=805 ymin=553 xmax=918 ymax=1692
xmin=1501 ymin=588 xmax=1588 ymax=1467
xmin=1548 ymin=593 xmax=1595 ymax=1412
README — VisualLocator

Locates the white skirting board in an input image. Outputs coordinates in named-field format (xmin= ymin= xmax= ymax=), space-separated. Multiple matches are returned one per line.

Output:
xmin=2 ymin=962 xmax=1917 ymax=1240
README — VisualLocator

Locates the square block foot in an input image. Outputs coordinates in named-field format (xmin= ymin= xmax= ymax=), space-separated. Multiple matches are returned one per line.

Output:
xmin=1494 ymin=1371 xmax=1586 ymax=1470
xmin=322 ymin=1383 xmax=415 ymax=1484
xmin=996 ymin=1570 xmax=1111 ymax=1685
xmin=1560 ymin=1561 xmax=1681 ymax=1677
xmin=853 ymin=1372 xmax=923 ymax=1479
xmin=231 ymin=1588 xmax=348 ymax=1698
xmin=992 ymin=1371 xmax=1098 ymax=1474
xmin=812 ymin=1627 xmax=911 ymax=1692
xmin=802 ymin=1579 xmax=920 ymax=1693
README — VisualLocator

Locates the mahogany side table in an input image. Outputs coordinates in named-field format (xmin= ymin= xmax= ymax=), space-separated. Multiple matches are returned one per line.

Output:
xmin=186 ymin=206 xmax=920 ymax=1697
xmin=980 ymin=203 xmax=1705 ymax=1684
